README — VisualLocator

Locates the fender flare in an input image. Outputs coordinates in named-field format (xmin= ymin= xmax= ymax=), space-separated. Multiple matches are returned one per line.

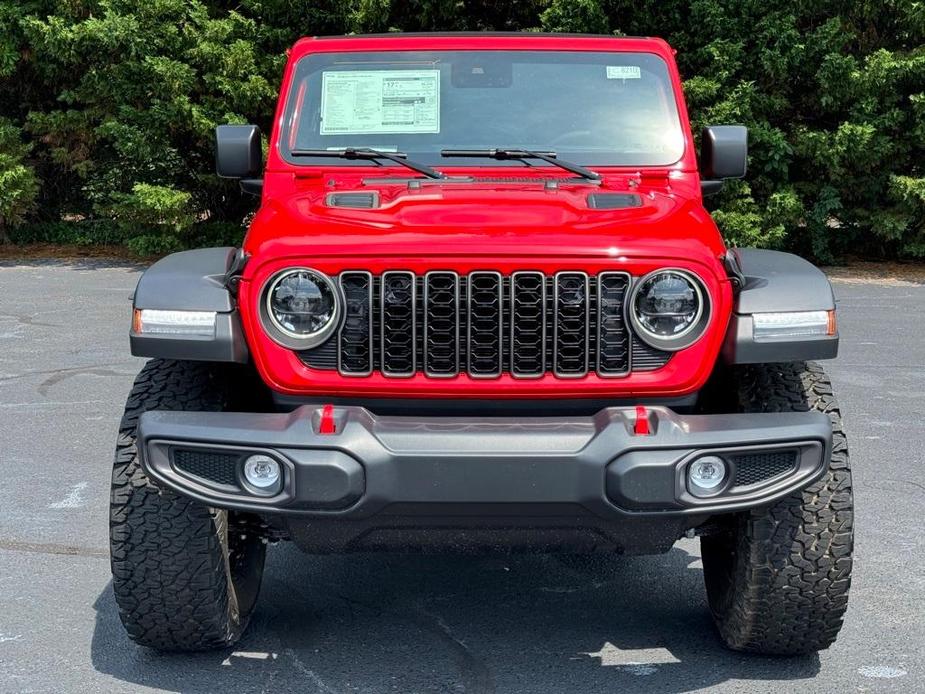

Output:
xmin=722 ymin=249 xmax=838 ymax=364
xmin=130 ymin=247 xmax=249 ymax=363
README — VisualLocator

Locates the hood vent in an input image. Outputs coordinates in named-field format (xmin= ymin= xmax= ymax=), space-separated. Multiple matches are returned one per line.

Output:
xmin=587 ymin=193 xmax=642 ymax=209
xmin=326 ymin=192 xmax=380 ymax=209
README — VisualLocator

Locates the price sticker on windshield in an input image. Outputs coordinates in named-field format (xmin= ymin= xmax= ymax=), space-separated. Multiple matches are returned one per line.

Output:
xmin=320 ymin=70 xmax=441 ymax=135
xmin=607 ymin=65 xmax=641 ymax=80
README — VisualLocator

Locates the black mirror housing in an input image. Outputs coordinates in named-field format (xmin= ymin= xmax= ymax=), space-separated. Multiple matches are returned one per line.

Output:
xmin=700 ymin=125 xmax=748 ymax=180
xmin=216 ymin=125 xmax=263 ymax=179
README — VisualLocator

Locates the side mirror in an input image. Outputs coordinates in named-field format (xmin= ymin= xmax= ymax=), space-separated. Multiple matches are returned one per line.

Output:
xmin=700 ymin=125 xmax=747 ymax=196
xmin=216 ymin=125 xmax=263 ymax=194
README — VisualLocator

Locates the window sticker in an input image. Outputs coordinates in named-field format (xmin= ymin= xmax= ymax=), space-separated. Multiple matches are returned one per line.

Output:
xmin=607 ymin=65 xmax=641 ymax=80
xmin=320 ymin=70 xmax=440 ymax=135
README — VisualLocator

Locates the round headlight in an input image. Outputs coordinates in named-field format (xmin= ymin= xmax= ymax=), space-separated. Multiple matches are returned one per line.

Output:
xmin=261 ymin=268 xmax=340 ymax=349
xmin=629 ymin=269 xmax=709 ymax=351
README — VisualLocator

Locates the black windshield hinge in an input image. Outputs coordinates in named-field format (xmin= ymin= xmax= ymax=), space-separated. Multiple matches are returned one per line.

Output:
xmin=723 ymin=250 xmax=746 ymax=293
xmin=224 ymin=249 xmax=250 ymax=297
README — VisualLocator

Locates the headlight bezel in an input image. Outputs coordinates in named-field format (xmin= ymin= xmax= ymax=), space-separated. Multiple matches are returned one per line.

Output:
xmin=259 ymin=267 xmax=342 ymax=350
xmin=627 ymin=268 xmax=711 ymax=352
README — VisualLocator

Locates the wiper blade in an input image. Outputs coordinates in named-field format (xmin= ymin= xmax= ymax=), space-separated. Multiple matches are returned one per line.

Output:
xmin=441 ymin=148 xmax=602 ymax=181
xmin=290 ymin=147 xmax=446 ymax=179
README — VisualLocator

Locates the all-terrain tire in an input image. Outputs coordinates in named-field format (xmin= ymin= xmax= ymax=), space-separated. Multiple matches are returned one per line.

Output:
xmin=110 ymin=359 xmax=266 ymax=651
xmin=701 ymin=362 xmax=853 ymax=655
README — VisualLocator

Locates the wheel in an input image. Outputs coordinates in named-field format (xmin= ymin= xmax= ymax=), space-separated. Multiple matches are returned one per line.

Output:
xmin=110 ymin=359 xmax=267 ymax=651
xmin=701 ymin=362 xmax=853 ymax=655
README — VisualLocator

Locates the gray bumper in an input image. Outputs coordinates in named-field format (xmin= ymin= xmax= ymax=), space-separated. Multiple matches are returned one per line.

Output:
xmin=138 ymin=406 xmax=831 ymax=523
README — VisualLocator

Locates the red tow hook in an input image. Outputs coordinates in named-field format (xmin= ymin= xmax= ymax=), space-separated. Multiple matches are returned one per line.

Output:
xmin=318 ymin=404 xmax=337 ymax=434
xmin=634 ymin=405 xmax=651 ymax=436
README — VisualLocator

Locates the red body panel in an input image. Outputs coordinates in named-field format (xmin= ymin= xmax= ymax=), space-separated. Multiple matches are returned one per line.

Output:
xmin=240 ymin=34 xmax=731 ymax=399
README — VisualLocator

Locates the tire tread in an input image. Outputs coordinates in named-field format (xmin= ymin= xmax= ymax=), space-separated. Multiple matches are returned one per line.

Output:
xmin=703 ymin=361 xmax=853 ymax=655
xmin=110 ymin=359 xmax=253 ymax=651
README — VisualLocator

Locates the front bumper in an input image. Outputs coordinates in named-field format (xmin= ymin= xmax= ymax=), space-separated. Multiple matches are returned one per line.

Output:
xmin=138 ymin=405 xmax=831 ymax=552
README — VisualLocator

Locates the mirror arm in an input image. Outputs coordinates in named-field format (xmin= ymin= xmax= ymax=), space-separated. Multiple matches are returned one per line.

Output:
xmin=701 ymin=180 xmax=725 ymax=197
xmin=240 ymin=179 xmax=263 ymax=196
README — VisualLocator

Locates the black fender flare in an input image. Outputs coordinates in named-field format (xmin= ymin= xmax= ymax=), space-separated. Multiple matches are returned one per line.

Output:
xmin=722 ymin=249 xmax=838 ymax=364
xmin=130 ymin=247 xmax=249 ymax=363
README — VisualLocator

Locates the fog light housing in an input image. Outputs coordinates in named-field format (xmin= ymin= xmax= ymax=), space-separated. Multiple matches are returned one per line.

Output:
xmin=242 ymin=454 xmax=282 ymax=494
xmin=688 ymin=455 xmax=726 ymax=496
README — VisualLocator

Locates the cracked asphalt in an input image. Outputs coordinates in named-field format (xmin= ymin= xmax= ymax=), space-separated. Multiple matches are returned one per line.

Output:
xmin=0 ymin=259 xmax=922 ymax=693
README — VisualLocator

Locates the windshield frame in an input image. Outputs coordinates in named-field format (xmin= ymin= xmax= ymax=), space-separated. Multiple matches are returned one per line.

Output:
xmin=271 ymin=40 xmax=693 ymax=173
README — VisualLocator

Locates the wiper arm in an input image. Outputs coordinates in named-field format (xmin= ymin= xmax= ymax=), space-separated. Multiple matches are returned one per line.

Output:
xmin=441 ymin=148 xmax=602 ymax=181
xmin=290 ymin=147 xmax=446 ymax=179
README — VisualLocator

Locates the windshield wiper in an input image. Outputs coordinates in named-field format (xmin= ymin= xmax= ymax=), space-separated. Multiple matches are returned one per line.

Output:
xmin=290 ymin=147 xmax=446 ymax=179
xmin=441 ymin=149 xmax=602 ymax=181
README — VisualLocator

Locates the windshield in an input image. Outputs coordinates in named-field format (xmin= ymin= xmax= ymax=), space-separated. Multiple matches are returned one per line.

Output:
xmin=279 ymin=50 xmax=685 ymax=169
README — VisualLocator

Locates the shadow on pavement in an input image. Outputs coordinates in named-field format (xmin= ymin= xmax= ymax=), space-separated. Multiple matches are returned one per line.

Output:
xmin=91 ymin=544 xmax=819 ymax=693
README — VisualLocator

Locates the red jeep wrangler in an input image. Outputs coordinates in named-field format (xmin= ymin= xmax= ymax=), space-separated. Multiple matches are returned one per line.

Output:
xmin=113 ymin=33 xmax=851 ymax=655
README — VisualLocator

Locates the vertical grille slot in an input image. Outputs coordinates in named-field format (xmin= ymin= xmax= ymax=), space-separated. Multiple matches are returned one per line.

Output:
xmin=553 ymin=272 xmax=590 ymax=377
xmin=596 ymin=272 xmax=631 ymax=376
xmin=424 ymin=272 xmax=460 ymax=377
xmin=338 ymin=271 xmax=373 ymax=375
xmin=467 ymin=271 xmax=503 ymax=378
xmin=380 ymin=271 xmax=416 ymax=377
xmin=510 ymin=272 xmax=546 ymax=377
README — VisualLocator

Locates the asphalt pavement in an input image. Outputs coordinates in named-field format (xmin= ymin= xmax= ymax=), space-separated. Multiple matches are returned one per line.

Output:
xmin=0 ymin=259 xmax=922 ymax=693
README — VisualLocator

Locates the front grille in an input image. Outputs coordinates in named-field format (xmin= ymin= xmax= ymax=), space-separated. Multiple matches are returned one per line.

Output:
xmin=301 ymin=271 xmax=672 ymax=378
xmin=732 ymin=451 xmax=798 ymax=486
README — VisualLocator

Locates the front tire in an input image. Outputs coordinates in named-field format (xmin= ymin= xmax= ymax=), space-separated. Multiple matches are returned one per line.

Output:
xmin=701 ymin=362 xmax=853 ymax=655
xmin=110 ymin=359 xmax=267 ymax=651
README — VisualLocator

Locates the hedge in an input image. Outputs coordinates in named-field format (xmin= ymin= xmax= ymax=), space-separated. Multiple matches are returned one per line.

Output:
xmin=0 ymin=1 xmax=923 ymax=260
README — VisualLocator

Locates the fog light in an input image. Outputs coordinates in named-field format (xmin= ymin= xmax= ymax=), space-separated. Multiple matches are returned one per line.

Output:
xmin=688 ymin=456 xmax=726 ymax=495
xmin=242 ymin=455 xmax=281 ymax=492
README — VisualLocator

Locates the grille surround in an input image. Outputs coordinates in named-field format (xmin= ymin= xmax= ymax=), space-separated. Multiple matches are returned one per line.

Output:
xmin=552 ymin=271 xmax=591 ymax=378
xmin=301 ymin=270 xmax=673 ymax=378
xmin=423 ymin=271 xmax=461 ymax=378
xmin=467 ymin=271 xmax=504 ymax=378
xmin=510 ymin=271 xmax=547 ymax=378
xmin=380 ymin=271 xmax=417 ymax=377
xmin=597 ymin=272 xmax=632 ymax=377
xmin=338 ymin=271 xmax=374 ymax=376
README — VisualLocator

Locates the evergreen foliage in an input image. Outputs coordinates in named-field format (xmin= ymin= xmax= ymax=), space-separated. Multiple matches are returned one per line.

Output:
xmin=0 ymin=1 xmax=922 ymax=258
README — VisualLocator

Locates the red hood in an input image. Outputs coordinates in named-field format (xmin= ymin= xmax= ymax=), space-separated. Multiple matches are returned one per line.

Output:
xmin=243 ymin=171 xmax=726 ymax=270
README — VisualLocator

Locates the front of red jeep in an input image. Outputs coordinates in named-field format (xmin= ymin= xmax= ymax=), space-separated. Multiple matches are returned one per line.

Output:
xmin=131 ymin=34 xmax=834 ymax=555
xmin=117 ymin=33 xmax=852 ymax=654
xmin=239 ymin=34 xmax=733 ymax=404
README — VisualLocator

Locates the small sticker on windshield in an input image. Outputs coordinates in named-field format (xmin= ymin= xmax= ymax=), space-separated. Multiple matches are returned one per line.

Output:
xmin=607 ymin=66 xmax=641 ymax=79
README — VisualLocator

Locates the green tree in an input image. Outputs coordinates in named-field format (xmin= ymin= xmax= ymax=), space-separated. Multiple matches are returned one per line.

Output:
xmin=0 ymin=0 xmax=921 ymax=259
xmin=0 ymin=118 xmax=39 ymax=244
